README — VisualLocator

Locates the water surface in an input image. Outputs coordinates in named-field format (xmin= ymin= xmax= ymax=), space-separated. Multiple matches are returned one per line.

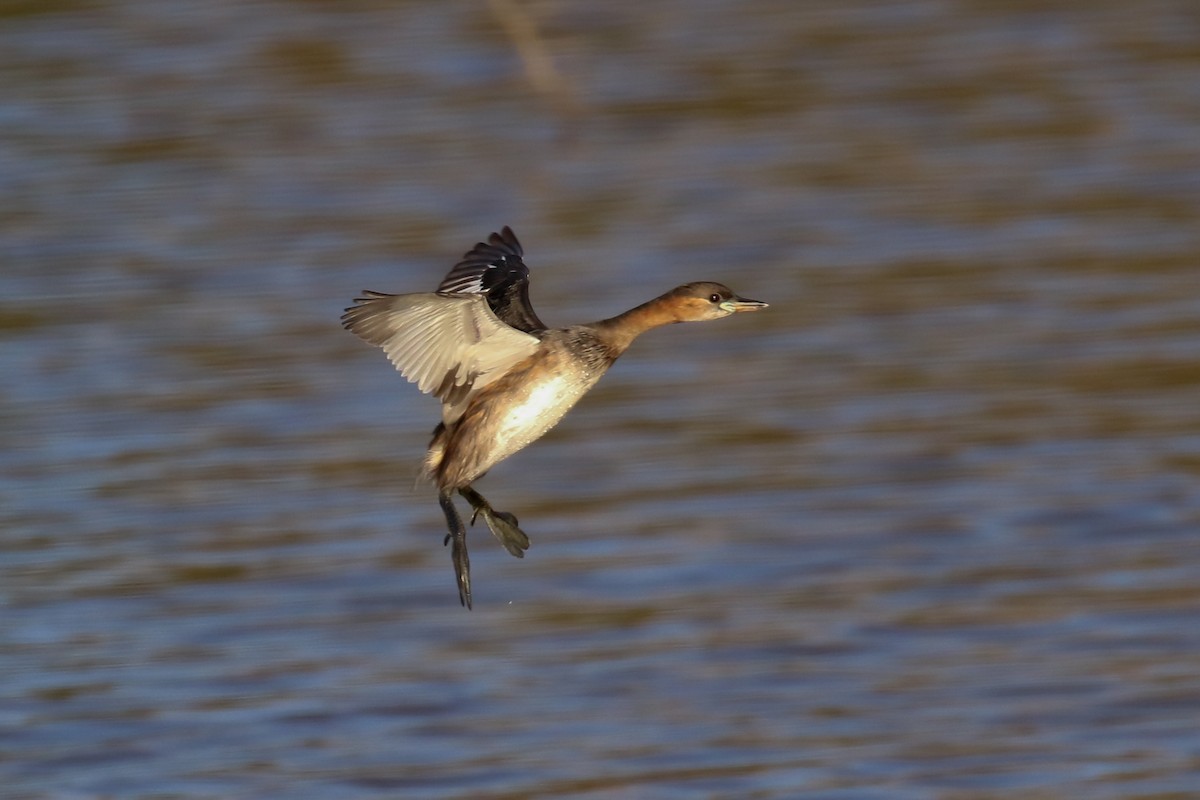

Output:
xmin=3 ymin=1 xmax=1200 ymax=797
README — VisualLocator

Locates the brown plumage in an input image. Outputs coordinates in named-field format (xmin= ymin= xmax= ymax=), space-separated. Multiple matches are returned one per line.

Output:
xmin=342 ymin=227 xmax=767 ymax=607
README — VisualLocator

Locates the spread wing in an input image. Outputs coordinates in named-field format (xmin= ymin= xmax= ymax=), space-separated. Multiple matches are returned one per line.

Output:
xmin=342 ymin=291 xmax=540 ymax=424
xmin=436 ymin=227 xmax=546 ymax=333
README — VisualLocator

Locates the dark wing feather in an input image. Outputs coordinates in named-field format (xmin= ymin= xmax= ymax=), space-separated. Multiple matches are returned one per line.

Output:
xmin=436 ymin=227 xmax=546 ymax=333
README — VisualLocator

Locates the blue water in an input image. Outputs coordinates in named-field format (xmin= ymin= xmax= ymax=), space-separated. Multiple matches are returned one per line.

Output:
xmin=3 ymin=1 xmax=1200 ymax=797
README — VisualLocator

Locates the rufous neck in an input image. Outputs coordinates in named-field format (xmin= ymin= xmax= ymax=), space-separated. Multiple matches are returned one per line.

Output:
xmin=590 ymin=293 xmax=681 ymax=355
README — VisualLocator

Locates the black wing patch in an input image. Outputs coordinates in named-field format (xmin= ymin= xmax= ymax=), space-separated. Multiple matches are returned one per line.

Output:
xmin=437 ymin=226 xmax=526 ymax=295
xmin=436 ymin=227 xmax=546 ymax=333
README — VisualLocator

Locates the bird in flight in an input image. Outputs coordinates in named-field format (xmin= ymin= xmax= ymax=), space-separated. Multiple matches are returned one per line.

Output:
xmin=342 ymin=227 xmax=767 ymax=608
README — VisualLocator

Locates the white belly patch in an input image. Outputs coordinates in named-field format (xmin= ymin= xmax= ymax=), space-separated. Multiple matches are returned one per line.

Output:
xmin=490 ymin=374 xmax=591 ymax=465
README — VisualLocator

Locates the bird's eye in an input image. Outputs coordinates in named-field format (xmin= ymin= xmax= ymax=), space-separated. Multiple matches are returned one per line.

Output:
xmin=709 ymin=293 xmax=722 ymax=303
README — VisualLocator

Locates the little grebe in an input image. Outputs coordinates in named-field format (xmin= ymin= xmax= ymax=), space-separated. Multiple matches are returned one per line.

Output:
xmin=342 ymin=227 xmax=766 ymax=608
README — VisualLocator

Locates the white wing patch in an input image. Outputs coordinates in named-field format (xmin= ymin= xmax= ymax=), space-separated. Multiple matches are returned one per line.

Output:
xmin=343 ymin=292 xmax=540 ymax=423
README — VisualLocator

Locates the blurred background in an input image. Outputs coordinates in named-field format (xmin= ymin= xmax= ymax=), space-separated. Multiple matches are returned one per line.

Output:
xmin=3 ymin=1 xmax=1200 ymax=797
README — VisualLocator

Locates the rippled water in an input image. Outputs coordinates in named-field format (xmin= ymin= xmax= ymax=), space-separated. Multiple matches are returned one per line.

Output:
xmin=4 ymin=1 xmax=1200 ymax=797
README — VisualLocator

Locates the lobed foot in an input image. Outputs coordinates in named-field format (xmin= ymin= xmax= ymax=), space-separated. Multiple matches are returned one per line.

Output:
xmin=438 ymin=492 xmax=473 ymax=609
xmin=459 ymin=487 xmax=531 ymax=558
xmin=446 ymin=529 xmax=472 ymax=608
xmin=473 ymin=505 xmax=530 ymax=558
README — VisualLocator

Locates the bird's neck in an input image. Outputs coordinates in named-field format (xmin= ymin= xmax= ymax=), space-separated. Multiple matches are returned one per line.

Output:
xmin=589 ymin=293 xmax=681 ymax=356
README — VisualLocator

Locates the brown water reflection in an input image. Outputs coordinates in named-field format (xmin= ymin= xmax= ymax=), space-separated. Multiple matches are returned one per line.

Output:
xmin=3 ymin=0 xmax=1200 ymax=797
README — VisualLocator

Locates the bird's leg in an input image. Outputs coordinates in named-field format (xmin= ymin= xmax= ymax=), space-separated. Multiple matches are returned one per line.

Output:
xmin=459 ymin=485 xmax=530 ymax=558
xmin=438 ymin=490 xmax=472 ymax=609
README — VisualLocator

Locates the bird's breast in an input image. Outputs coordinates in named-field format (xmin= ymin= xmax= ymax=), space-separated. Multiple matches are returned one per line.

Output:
xmin=436 ymin=332 xmax=618 ymax=488
xmin=491 ymin=371 xmax=594 ymax=459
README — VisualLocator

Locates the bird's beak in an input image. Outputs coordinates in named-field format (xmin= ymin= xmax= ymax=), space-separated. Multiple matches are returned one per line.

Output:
xmin=720 ymin=297 xmax=769 ymax=313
